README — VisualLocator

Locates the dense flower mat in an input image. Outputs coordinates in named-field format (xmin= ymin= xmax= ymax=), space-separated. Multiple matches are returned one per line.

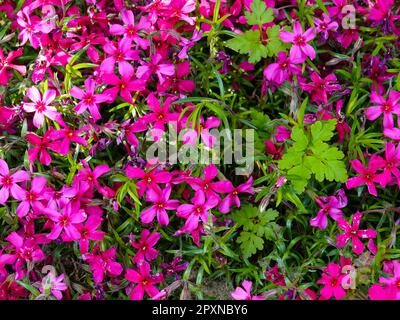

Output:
xmin=0 ymin=0 xmax=399 ymax=300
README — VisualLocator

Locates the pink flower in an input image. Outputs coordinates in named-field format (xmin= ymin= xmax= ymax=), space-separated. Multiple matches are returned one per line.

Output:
xmin=100 ymin=37 xmax=140 ymax=74
xmin=109 ymin=10 xmax=150 ymax=49
xmin=218 ymin=177 xmax=254 ymax=213
xmin=314 ymin=14 xmax=338 ymax=40
xmin=336 ymin=212 xmax=377 ymax=255
xmin=39 ymin=273 xmax=68 ymax=300
xmin=310 ymin=189 xmax=348 ymax=229
xmin=45 ymin=203 xmax=87 ymax=240
xmin=158 ymin=61 xmax=195 ymax=93
xmin=125 ymin=261 xmax=163 ymax=300
xmin=0 ymin=160 xmax=30 ymax=205
xmin=346 ymin=155 xmax=386 ymax=196
xmin=125 ymin=166 xmax=172 ymax=198
xmin=26 ymin=131 xmax=60 ymax=165
xmin=103 ymin=63 xmax=145 ymax=103
xmin=187 ymin=164 xmax=232 ymax=199
xmin=366 ymin=90 xmax=400 ymax=129
xmin=76 ymin=160 xmax=112 ymax=197
xmin=176 ymin=191 xmax=218 ymax=233
xmin=317 ymin=263 xmax=346 ymax=300
xmin=14 ymin=176 xmax=47 ymax=218
xmin=48 ymin=126 xmax=88 ymax=156
xmin=380 ymin=142 xmax=400 ymax=187
xmin=0 ymin=48 xmax=26 ymax=85
xmin=84 ymin=247 xmax=123 ymax=284
xmin=263 ymin=51 xmax=301 ymax=85
xmin=76 ymin=216 xmax=105 ymax=254
xmin=231 ymin=280 xmax=264 ymax=300
xmin=301 ymin=73 xmax=341 ymax=105
xmin=280 ymin=21 xmax=316 ymax=63
xmin=182 ymin=116 xmax=221 ymax=147
xmin=369 ymin=0 xmax=394 ymax=21
xmin=275 ymin=125 xmax=291 ymax=143
xmin=130 ymin=229 xmax=161 ymax=263
xmin=140 ymin=184 xmax=180 ymax=226
xmin=136 ymin=54 xmax=175 ymax=85
xmin=70 ymin=78 xmax=110 ymax=121
xmin=139 ymin=94 xmax=179 ymax=139
xmin=370 ymin=260 xmax=400 ymax=300
xmin=5 ymin=232 xmax=45 ymax=280
xmin=23 ymin=87 xmax=60 ymax=128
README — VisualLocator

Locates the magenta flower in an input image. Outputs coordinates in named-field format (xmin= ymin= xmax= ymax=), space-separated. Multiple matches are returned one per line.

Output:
xmin=76 ymin=216 xmax=105 ymax=254
xmin=346 ymin=155 xmax=386 ymax=196
xmin=5 ymin=232 xmax=45 ymax=280
xmin=336 ymin=212 xmax=377 ymax=255
xmin=231 ymin=280 xmax=264 ymax=300
xmin=302 ymin=73 xmax=341 ymax=105
xmin=125 ymin=261 xmax=163 ymax=300
xmin=141 ymin=184 xmax=180 ymax=226
xmin=158 ymin=61 xmax=195 ymax=93
xmin=136 ymin=54 xmax=175 ymax=85
xmin=182 ymin=116 xmax=221 ymax=147
xmin=370 ymin=260 xmax=400 ymax=300
xmin=45 ymin=203 xmax=87 ymax=240
xmin=369 ymin=0 xmax=394 ymax=21
xmin=139 ymin=94 xmax=180 ymax=139
xmin=366 ymin=90 xmax=400 ymax=129
xmin=70 ymin=78 xmax=110 ymax=121
xmin=26 ymin=131 xmax=60 ymax=165
xmin=176 ymin=191 xmax=218 ymax=233
xmin=160 ymin=256 xmax=188 ymax=280
xmin=110 ymin=10 xmax=150 ymax=49
xmin=187 ymin=164 xmax=233 ymax=199
xmin=218 ymin=177 xmax=254 ymax=214
xmin=317 ymin=263 xmax=346 ymax=300
xmin=48 ymin=126 xmax=88 ymax=156
xmin=103 ymin=63 xmax=146 ymax=103
xmin=263 ymin=51 xmax=301 ymax=85
xmin=0 ymin=160 xmax=30 ymax=205
xmin=280 ymin=21 xmax=316 ymax=63
xmin=0 ymin=48 xmax=26 ymax=85
xmin=310 ymin=189 xmax=347 ymax=230
xmin=23 ymin=87 xmax=60 ymax=128
xmin=126 ymin=166 xmax=172 ymax=197
xmin=130 ymin=229 xmax=161 ymax=263
xmin=380 ymin=142 xmax=400 ymax=187
xmin=14 ymin=176 xmax=47 ymax=218
xmin=84 ymin=247 xmax=123 ymax=284
xmin=100 ymin=37 xmax=140 ymax=74
xmin=76 ymin=160 xmax=112 ymax=197
xmin=314 ymin=14 xmax=338 ymax=40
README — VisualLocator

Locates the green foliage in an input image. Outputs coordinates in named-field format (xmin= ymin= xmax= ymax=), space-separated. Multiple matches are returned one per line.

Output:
xmin=245 ymin=0 xmax=274 ymax=26
xmin=278 ymin=119 xmax=348 ymax=193
xmin=232 ymin=205 xmax=279 ymax=258
xmin=225 ymin=2 xmax=283 ymax=63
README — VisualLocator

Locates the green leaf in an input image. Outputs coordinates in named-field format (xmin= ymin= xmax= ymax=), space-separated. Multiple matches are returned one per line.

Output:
xmin=226 ymin=30 xmax=268 ymax=63
xmin=245 ymin=0 xmax=274 ymax=26
xmin=237 ymin=232 xmax=264 ymax=258
xmin=231 ymin=206 xmax=279 ymax=258
xmin=278 ymin=120 xmax=348 ymax=193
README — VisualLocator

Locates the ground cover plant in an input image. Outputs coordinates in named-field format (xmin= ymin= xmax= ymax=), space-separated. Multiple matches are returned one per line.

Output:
xmin=0 ymin=0 xmax=399 ymax=300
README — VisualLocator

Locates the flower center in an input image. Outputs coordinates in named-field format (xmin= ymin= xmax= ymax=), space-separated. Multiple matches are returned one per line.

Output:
xmin=195 ymin=207 xmax=202 ymax=214
xmin=36 ymin=101 xmax=46 ymax=112
xmin=329 ymin=277 xmax=338 ymax=287
xmin=1 ymin=175 xmax=13 ymax=187
xmin=83 ymin=94 xmax=95 ymax=105
xmin=61 ymin=216 xmax=69 ymax=227
xmin=157 ymin=202 xmax=164 ymax=209
xmin=232 ymin=190 xmax=238 ymax=196
xmin=294 ymin=35 xmax=306 ymax=46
